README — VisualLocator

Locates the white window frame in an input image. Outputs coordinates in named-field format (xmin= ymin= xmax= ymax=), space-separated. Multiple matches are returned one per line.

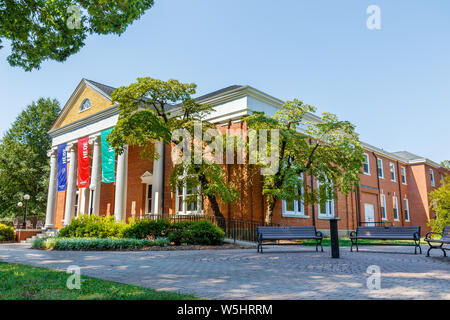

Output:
xmin=175 ymin=171 xmax=203 ymax=215
xmin=377 ymin=158 xmax=384 ymax=179
xmin=380 ymin=194 xmax=387 ymax=220
xmin=79 ymin=98 xmax=91 ymax=112
xmin=317 ymin=179 xmax=334 ymax=219
xmin=363 ymin=153 xmax=370 ymax=175
xmin=282 ymin=173 xmax=308 ymax=218
xmin=401 ymin=166 xmax=407 ymax=185
xmin=390 ymin=162 xmax=396 ymax=182
xmin=430 ymin=169 xmax=435 ymax=187
xmin=442 ymin=174 xmax=445 ymax=185
xmin=145 ymin=184 xmax=152 ymax=214
xmin=393 ymin=196 xmax=399 ymax=221
xmin=404 ymin=198 xmax=410 ymax=222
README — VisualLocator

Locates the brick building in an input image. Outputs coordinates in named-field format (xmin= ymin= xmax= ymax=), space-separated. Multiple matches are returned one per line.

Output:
xmin=43 ymin=79 xmax=448 ymax=235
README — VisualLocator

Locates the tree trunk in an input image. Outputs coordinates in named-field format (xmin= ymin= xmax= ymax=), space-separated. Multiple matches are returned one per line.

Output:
xmin=264 ymin=198 xmax=276 ymax=225
xmin=208 ymin=194 xmax=224 ymax=220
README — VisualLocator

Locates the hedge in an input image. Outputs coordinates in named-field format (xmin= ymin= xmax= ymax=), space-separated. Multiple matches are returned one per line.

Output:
xmin=58 ymin=215 xmax=225 ymax=246
xmin=58 ymin=215 xmax=128 ymax=238
xmin=0 ymin=223 xmax=15 ymax=242
xmin=32 ymin=237 xmax=170 ymax=250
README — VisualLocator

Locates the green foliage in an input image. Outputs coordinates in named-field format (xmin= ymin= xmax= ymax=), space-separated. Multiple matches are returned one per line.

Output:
xmin=32 ymin=237 xmax=169 ymax=250
xmin=123 ymin=219 xmax=171 ymax=239
xmin=245 ymin=99 xmax=365 ymax=223
xmin=168 ymin=220 xmax=225 ymax=245
xmin=428 ymin=175 xmax=450 ymax=233
xmin=58 ymin=215 xmax=128 ymax=238
xmin=441 ymin=161 xmax=450 ymax=170
xmin=107 ymin=77 xmax=238 ymax=218
xmin=0 ymin=223 xmax=15 ymax=242
xmin=0 ymin=0 xmax=155 ymax=70
xmin=0 ymin=98 xmax=61 ymax=220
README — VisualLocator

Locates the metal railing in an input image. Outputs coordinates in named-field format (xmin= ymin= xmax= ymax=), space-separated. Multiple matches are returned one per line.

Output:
xmin=142 ymin=213 xmax=276 ymax=243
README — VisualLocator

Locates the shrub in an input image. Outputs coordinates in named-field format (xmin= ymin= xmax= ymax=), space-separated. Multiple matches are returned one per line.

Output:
xmin=0 ymin=223 xmax=15 ymax=242
xmin=123 ymin=219 xmax=171 ymax=239
xmin=32 ymin=237 xmax=169 ymax=250
xmin=168 ymin=220 xmax=225 ymax=245
xmin=58 ymin=215 xmax=128 ymax=239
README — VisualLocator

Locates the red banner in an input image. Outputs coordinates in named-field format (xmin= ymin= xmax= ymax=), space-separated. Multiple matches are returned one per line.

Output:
xmin=77 ymin=136 xmax=90 ymax=188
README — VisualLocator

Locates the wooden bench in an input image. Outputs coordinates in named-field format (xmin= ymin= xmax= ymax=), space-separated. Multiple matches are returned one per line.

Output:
xmin=257 ymin=226 xmax=323 ymax=254
xmin=425 ymin=226 xmax=450 ymax=257
xmin=350 ymin=226 xmax=422 ymax=254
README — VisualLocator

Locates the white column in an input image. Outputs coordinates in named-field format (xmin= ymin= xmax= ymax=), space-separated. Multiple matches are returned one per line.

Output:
xmin=44 ymin=148 xmax=58 ymax=229
xmin=79 ymin=188 xmax=88 ymax=215
xmin=90 ymin=135 xmax=101 ymax=215
xmin=64 ymin=144 xmax=77 ymax=226
xmin=114 ymin=145 xmax=128 ymax=222
xmin=152 ymin=141 xmax=164 ymax=214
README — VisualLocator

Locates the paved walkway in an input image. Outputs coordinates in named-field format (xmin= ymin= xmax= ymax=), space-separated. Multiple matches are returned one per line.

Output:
xmin=0 ymin=243 xmax=449 ymax=299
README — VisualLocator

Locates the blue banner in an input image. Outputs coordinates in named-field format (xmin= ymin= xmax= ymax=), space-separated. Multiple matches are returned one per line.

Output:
xmin=57 ymin=143 xmax=67 ymax=191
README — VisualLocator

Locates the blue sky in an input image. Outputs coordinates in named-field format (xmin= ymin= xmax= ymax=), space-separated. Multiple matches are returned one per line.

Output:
xmin=0 ymin=0 xmax=449 ymax=162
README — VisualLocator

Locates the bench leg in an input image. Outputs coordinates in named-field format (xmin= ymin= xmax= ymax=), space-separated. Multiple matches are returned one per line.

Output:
xmin=427 ymin=242 xmax=446 ymax=257
xmin=317 ymin=238 xmax=323 ymax=252
xmin=414 ymin=239 xmax=422 ymax=255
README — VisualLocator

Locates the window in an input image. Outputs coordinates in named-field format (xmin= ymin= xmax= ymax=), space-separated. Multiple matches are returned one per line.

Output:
xmin=401 ymin=167 xmax=407 ymax=185
xmin=430 ymin=169 xmax=435 ymax=187
xmin=145 ymin=184 xmax=152 ymax=214
xmin=390 ymin=162 xmax=396 ymax=182
xmin=317 ymin=179 xmax=334 ymax=218
xmin=377 ymin=158 xmax=384 ymax=178
xmin=74 ymin=190 xmax=80 ymax=217
xmin=282 ymin=173 xmax=306 ymax=217
xmin=393 ymin=196 xmax=399 ymax=221
xmin=380 ymin=194 xmax=387 ymax=220
xmin=442 ymin=174 xmax=445 ymax=185
xmin=363 ymin=154 xmax=370 ymax=175
xmin=176 ymin=171 xmax=202 ymax=214
xmin=79 ymin=99 xmax=91 ymax=112
xmin=404 ymin=198 xmax=410 ymax=222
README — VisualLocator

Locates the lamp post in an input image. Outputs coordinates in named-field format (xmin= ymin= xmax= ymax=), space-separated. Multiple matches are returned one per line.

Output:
xmin=22 ymin=194 xmax=30 ymax=229
xmin=17 ymin=202 xmax=23 ymax=229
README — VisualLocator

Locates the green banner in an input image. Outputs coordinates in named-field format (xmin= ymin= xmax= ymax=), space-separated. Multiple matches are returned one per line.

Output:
xmin=101 ymin=128 xmax=115 ymax=183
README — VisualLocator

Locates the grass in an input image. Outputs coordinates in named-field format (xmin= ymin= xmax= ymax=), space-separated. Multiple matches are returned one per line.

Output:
xmin=0 ymin=262 xmax=200 ymax=300
xmin=301 ymin=237 xmax=420 ymax=247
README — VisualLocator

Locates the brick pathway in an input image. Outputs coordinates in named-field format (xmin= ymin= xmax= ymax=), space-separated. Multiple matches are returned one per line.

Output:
xmin=0 ymin=243 xmax=449 ymax=299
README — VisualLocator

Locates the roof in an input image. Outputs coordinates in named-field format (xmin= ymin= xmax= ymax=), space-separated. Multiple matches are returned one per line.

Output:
xmin=85 ymin=79 xmax=117 ymax=97
xmin=391 ymin=151 xmax=425 ymax=161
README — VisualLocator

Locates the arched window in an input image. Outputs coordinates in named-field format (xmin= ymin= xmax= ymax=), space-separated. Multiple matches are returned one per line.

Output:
xmin=79 ymin=99 xmax=91 ymax=112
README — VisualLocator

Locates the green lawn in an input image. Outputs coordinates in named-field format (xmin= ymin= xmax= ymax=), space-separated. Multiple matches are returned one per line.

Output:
xmin=0 ymin=262 xmax=199 ymax=300
xmin=301 ymin=237 xmax=421 ymax=247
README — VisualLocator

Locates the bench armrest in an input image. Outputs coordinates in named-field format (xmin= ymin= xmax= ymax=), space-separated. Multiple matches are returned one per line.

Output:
xmin=350 ymin=230 xmax=357 ymax=238
xmin=413 ymin=231 xmax=420 ymax=241
xmin=425 ymin=231 xmax=442 ymax=240
xmin=316 ymin=231 xmax=323 ymax=239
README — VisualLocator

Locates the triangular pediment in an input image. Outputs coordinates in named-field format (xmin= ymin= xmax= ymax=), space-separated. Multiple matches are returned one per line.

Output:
xmin=50 ymin=79 xmax=115 ymax=131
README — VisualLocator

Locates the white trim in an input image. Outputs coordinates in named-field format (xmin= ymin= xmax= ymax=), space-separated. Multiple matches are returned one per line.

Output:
xmin=390 ymin=162 xmax=396 ymax=182
xmin=363 ymin=153 xmax=371 ymax=175
xmin=393 ymin=196 xmax=399 ymax=221
xmin=404 ymin=198 xmax=410 ymax=222
xmin=430 ymin=168 xmax=435 ymax=187
xmin=380 ymin=194 xmax=387 ymax=221
xmin=401 ymin=166 xmax=407 ymax=185
xmin=377 ymin=158 xmax=384 ymax=179
xmin=317 ymin=179 xmax=334 ymax=218
xmin=282 ymin=173 xmax=305 ymax=218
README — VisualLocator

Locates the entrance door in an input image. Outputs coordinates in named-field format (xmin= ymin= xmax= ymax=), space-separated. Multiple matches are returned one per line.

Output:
xmin=364 ymin=204 xmax=375 ymax=226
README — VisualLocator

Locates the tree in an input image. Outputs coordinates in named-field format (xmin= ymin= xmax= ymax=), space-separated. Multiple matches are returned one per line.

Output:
xmin=107 ymin=77 xmax=238 ymax=219
xmin=245 ymin=99 xmax=365 ymax=225
xmin=0 ymin=0 xmax=154 ymax=71
xmin=441 ymin=160 xmax=450 ymax=170
xmin=428 ymin=175 xmax=450 ymax=233
xmin=0 ymin=98 xmax=61 ymax=219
